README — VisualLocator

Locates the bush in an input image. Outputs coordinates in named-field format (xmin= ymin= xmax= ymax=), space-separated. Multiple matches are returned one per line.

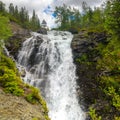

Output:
xmin=4 ymin=81 xmax=24 ymax=96
xmin=0 ymin=66 xmax=24 ymax=96
xmin=89 ymin=107 xmax=102 ymax=120
xmin=0 ymin=54 xmax=16 ymax=71
xmin=104 ymin=86 xmax=120 ymax=111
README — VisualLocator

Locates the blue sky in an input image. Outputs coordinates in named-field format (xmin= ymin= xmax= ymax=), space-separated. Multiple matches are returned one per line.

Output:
xmin=1 ymin=0 xmax=105 ymax=28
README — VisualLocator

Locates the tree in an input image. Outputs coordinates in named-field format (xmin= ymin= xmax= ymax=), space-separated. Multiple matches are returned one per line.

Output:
xmin=105 ymin=0 xmax=120 ymax=36
xmin=82 ymin=1 xmax=89 ymax=14
xmin=30 ymin=10 xmax=40 ymax=30
xmin=54 ymin=4 xmax=81 ymax=30
xmin=14 ymin=6 xmax=19 ymax=18
xmin=0 ymin=1 xmax=5 ymax=13
xmin=9 ymin=3 xmax=14 ymax=15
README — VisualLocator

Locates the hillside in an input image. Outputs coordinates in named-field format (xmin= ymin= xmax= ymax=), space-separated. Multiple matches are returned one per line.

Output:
xmin=0 ymin=88 xmax=49 ymax=120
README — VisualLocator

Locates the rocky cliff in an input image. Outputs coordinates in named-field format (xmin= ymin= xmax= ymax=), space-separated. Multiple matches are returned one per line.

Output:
xmin=6 ymin=22 xmax=31 ymax=59
xmin=71 ymin=31 xmax=115 ymax=119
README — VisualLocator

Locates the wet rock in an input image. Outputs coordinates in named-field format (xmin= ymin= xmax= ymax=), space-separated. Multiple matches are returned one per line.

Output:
xmin=20 ymin=69 xmax=26 ymax=77
xmin=37 ymin=28 xmax=47 ymax=35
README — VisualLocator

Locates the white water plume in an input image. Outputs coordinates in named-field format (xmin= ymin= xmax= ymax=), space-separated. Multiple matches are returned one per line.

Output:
xmin=17 ymin=31 xmax=86 ymax=120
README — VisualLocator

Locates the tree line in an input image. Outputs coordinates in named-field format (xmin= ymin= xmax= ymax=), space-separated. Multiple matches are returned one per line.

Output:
xmin=53 ymin=2 xmax=105 ymax=32
xmin=53 ymin=0 xmax=120 ymax=36
xmin=0 ymin=1 xmax=40 ymax=31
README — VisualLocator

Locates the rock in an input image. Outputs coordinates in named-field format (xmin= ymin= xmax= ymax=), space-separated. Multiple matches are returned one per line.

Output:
xmin=37 ymin=28 xmax=47 ymax=35
xmin=68 ymin=27 xmax=79 ymax=34
xmin=71 ymin=31 xmax=109 ymax=119
xmin=0 ymin=89 xmax=49 ymax=120
xmin=5 ymin=22 xmax=31 ymax=59
xmin=71 ymin=31 xmax=107 ymax=60
xmin=20 ymin=69 xmax=26 ymax=77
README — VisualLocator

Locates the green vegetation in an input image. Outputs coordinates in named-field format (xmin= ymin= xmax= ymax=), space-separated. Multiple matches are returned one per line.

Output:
xmin=0 ymin=1 xmax=40 ymax=31
xmin=0 ymin=54 xmax=24 ymax=96
xmin=0 ymin=51 xmax=46 ymax=104
xmin=0 ymin=53 xmax=49 ymax=119
xmin=0 ymin=15 xmax=12 ymax=55
xmin=89 ymin=107 xmax=102 ymax=120
xmin=0 ymin=2 xmax=49 ymax=119
xmin=53 ymin=2 xmax=105 ymax=32
xmin=0 ymin=15 xmax=12 ymax=40
xmin=105 ymin=0 xmax=120 ymax=36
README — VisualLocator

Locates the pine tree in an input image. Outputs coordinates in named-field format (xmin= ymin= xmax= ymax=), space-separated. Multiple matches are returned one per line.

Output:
xmin=9 ymin=3 xmax=14 ymax=15
xmin=105 ymin=0 xmax=120 ymax=35
xmin=14 ymin=6 xmax=19 ymax=18
xmin=0 ymin=1 xmax=5 ymax=13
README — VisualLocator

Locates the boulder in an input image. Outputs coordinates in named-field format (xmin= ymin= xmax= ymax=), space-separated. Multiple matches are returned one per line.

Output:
xmin=37 ymin=28 xmax=47 ymax=35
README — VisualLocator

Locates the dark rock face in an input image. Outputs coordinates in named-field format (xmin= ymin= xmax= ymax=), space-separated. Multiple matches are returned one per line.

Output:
xmin=71 ymin=31 xmax=108 ymax=60
xmin=37 ymin=28 xmax=47 ymax=35
xmin=71 ymin=31 xmax=109 ymax=119
xmin=5 ymin=29 xmax=30 ymax=59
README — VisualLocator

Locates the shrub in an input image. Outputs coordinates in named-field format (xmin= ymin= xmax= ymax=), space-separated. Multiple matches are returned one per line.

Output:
xmin=104 ymin=86 xmax=120 ymax=111
xmin=4 ymin=81 xmax=24 ymax=96
xmin=25 ymin=86 xmax=42 ymax=104
xmin=89 ymin=107 xmax=102 ymax=120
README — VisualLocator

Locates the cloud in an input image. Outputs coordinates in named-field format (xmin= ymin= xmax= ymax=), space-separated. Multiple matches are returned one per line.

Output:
xmin=43 ymin=6 xmax=53 ymax=15
xmin=1 ymin=0 xmax=106 ymax=28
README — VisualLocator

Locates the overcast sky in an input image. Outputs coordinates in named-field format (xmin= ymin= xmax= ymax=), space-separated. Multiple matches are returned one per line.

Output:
xmin=1 ymin=0 xmax=105 ymax=28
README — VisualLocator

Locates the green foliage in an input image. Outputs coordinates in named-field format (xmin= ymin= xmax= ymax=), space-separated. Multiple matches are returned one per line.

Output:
xmin=4 ymin=81 xmax=24 ymax=96
xmin=54 ymin=4 xmax=81 ymax=31
xmin=0 ymin=1 xmax=40 ymax=31
xmin=0 ymin=14 xmax=12 ymax=56
xmin=0 ymin=15 xmax=12 ymax=40
xmin=0 ymin=54 xmax=24 ymax=96
xmin=114 ymin=116 xmax=120 ymax=120
xmin=0 ymin=54 xmax=16 ymax=71
xmin=89 ymin=107 xmax=102 ymax=120
xmin=0 ymin=54 xmax=49 ymax=118
xmin=0 ymin=1 xmax=6 ymax=13
xmin=54 ymin=3 xmax=105 ymax=32
xmin=26 ymin=86 xmax=40 ymax=104
xmin=76 ymin=54 xmax=88 ymax=63
xmin=104 ymin=87 xmax=120 ymax=111
xmin=0 ymin=53 xmax=49 ymax=119
xmin=25 ymin=85 xmax=49 ymax=114
xmin=105 ymin=0 xmax=120 ymax=36
xmin=32 ymin=118 xmax=39 ymax=120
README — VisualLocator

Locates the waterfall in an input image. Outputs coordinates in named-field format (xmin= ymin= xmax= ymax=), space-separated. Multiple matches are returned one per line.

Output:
xmin=17 ymin=31 xmax=86 ymax=120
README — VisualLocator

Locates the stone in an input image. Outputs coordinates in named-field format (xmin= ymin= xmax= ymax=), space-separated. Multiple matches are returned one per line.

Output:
xmin=37 ymin=28 xmax=47 ymax=35
xmin=71 ymin=30 xmax=108 ymax=119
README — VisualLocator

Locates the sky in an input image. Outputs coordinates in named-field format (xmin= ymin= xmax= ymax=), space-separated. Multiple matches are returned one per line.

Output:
xmin=1 ymin=0 xmax=106 ymax=28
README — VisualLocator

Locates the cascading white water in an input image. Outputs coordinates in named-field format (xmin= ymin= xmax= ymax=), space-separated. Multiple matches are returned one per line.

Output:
xmin=17 ymin=31 xmax=86 ymax=120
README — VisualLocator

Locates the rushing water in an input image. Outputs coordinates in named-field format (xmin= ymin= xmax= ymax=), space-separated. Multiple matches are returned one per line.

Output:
xmin=17 ymin=31 xmax=86 ymax=120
